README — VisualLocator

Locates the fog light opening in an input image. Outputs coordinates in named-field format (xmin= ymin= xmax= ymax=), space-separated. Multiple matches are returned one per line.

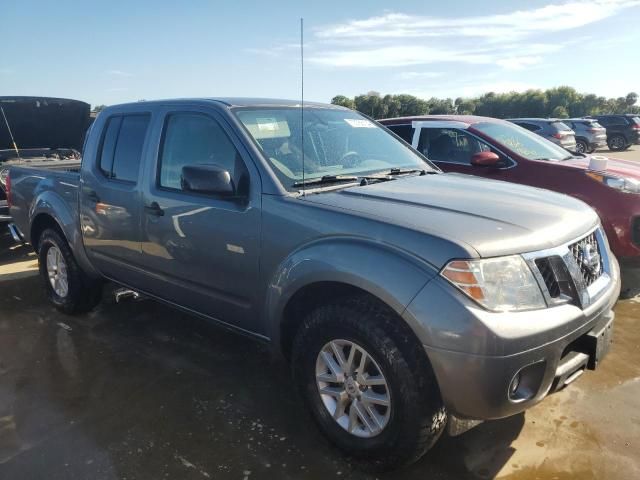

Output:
xmin=508 ymin=360 xmax=546 ymax=403
xmin=509 ymin=372 xmax=521 ymax=397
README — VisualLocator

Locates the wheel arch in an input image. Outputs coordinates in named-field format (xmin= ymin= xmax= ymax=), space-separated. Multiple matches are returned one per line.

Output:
xmin=265 ymin=237 xmax=438 ymax=360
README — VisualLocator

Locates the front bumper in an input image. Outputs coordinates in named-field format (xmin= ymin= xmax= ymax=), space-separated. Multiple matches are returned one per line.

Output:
xmin=403 ymin=255 xmax=621 ymax=421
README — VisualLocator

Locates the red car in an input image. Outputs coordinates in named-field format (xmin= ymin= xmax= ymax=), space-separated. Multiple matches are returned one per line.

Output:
xmin=380 ymin=115 xmax=640 ymax=298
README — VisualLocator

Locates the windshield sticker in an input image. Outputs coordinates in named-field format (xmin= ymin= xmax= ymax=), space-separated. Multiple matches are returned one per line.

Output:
xmin=256 ymin=118 xmax=280 ymax=132
xmin=344 ymin=118 xmax=375 ymax=128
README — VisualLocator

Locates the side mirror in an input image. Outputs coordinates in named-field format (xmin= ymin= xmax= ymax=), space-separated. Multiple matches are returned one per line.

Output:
xmin=471 ymin=151 xmax=501 ymax=167
xmin=181 ymin=164 xmax=235 ymax=196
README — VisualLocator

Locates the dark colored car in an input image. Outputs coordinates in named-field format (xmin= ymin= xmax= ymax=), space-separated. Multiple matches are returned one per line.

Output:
xmin=564 ymin=118 xmax=607 ymax=154
xmin=586 ymin=114 xmax=640 ymax=151
xmin=507 ymin=118 xmax=577 ymax=151
xmin=7 ymin=99 xmax=620 ymax=469
xmin=381 ymin=115 xmax=640 ymax=298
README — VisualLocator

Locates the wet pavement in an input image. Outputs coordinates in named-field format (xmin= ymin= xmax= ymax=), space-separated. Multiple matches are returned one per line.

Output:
xmin=0 ymin=227 xmax=638 ymax=480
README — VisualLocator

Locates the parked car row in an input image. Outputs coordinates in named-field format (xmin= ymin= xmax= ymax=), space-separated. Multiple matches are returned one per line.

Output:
xmin=5 ymin=98 xmax=622 ymax=469
xmin=380 ymin=114 xmax=640 ymax=299
xmin=506 ymin=114 xmax=640 ymax=154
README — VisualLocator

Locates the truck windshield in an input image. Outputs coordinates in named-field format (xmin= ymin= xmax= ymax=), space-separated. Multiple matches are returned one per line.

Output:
xmin=234 ymin=107 xmax=434 ymax=191
xmin=473 ymin=121 xmax=574 ymax=161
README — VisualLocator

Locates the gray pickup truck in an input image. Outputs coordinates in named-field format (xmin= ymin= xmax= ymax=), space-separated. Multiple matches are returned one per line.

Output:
xmin=7 ymin=98 xmax=621 ymax=469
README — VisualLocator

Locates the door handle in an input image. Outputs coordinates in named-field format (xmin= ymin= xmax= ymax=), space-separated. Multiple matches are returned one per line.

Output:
xmin=144 ymin=202 xmax=165 ymax=217
xmin=86 ymin=190 xmax=100 ymax=203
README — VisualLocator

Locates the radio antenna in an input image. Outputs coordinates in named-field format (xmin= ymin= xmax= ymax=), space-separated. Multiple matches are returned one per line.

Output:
xmin=0 ymin=106 xmax=21 ymax=160
xmin=300 ymin=17 xmax=305 ymax=194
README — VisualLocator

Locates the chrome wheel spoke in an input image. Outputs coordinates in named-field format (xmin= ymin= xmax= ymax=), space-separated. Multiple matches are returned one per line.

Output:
xmin=315 ymin=339 xmax=391 ymax=438
xmin=361 ymin=390 xmax=390 ymax=407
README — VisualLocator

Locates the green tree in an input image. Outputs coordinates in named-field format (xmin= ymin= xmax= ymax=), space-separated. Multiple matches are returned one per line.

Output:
xmin=331 ymin=95 xmax=355 ymax=109
xmin=92 ymin=104 xmax=107 ymax=113
xmin=551 ymin=105 xmax=569 ymax=118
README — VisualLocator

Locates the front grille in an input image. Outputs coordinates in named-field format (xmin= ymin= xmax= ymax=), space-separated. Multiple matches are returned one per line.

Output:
xmin=535 ymin=258 xmax=561 ymax=298
xmin=569 ymin=232 xmax=604 ymax=287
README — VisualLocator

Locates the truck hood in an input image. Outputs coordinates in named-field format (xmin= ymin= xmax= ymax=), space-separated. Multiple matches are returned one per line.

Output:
xmin=303 ymin=173 xmax=599 ymax=258
xmin=562 ymin=155 xmax=640 ymax=179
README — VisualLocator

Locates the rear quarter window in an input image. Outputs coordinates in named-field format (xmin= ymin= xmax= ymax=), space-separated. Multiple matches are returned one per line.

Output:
xmin=551 ymin=121 xmax=572 ymax=131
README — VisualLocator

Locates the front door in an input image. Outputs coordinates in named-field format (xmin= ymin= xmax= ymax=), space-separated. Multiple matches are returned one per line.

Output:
xmin=80 ymin=113 xmax=151 ymax=279
xmin=415 ymin=127 xmax=517 ymax=181
xmin=138 ymin=108 xmax=262 ymax=333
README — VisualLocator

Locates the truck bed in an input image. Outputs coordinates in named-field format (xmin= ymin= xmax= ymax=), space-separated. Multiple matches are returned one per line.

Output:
xmin=1 ymin=159 xmax=81 ymax=224
xmin=8 ymin=164 xmax=80 ymax=241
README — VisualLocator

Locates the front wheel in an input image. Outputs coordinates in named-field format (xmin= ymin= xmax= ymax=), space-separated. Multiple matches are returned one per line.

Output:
xmin=291 ymin=297 xmax=446 ymax=469
xmin=608 ymin=135 xmax=627 ymax=151
xmin=38 ymin=228 xmax=103 ymax=314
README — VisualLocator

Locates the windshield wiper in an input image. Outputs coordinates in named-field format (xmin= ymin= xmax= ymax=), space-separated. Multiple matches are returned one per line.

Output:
xmin=292 ymin=175 xmax=359 ymax=188
xmin=389 ymin=168 xmax=429 ymax=176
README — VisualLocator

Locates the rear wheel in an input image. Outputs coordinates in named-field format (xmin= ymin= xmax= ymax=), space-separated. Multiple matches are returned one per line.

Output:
xmin=291 ymin=296 xmax=446 ymax=470
xmin=608 ymin=135 xmax=627 ymax=151
xmin=38 ymin=228 xmax=103 ymax=314
xmin=575 ymin=139 xmax=588 ymax=154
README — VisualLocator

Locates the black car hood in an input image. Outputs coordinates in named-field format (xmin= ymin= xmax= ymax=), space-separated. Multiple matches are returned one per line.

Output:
xmin=303 ymin=173 xmax=599 ymax=258
xmin=0 ymin=96 xmax=91 ymax=153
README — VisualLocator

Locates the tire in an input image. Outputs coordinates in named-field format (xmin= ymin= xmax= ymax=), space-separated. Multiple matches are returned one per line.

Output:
xmin=575 ymin=139 xmax=588 ymax=154
xmin=291 ymin=296 xmax=446 ymax=470
xmin=607 ymin=135 xmax=627 ymax=151
xmin=38 ymin=228 xmax=103 ymax=314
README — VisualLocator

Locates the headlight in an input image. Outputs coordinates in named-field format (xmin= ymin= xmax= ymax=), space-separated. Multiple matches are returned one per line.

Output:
xmin=441 ymin=256 xmax=546 ymax=312
xmin=587 ymin=172 xmax=640 ymax=194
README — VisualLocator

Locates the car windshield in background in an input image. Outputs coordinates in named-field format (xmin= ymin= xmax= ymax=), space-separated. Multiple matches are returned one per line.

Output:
xmin=474 ymin=121 xmax=573 ymax=161
xmin=234 ymin=107 xmax=434 ymax=190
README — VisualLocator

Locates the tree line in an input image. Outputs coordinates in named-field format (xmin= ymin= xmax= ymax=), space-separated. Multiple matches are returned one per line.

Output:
xmin=331 ymin=87 xmax=639 ymax=119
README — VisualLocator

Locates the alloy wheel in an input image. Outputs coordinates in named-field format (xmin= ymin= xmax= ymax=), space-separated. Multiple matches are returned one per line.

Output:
xmin=46 ymin=245 xmax=69 ymax=298
xmin=315 ymin=339 xmax=391 ymax=438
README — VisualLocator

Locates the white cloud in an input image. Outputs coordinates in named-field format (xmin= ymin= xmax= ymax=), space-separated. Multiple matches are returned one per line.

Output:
xmin=308 ymin=0 xmax=640 ymax=69
xmin=107 ymin=69 xmax=133 ymax=77
xmin=396 ymin=71 xmax=444 ymax=80
xmin=496 ymin=56 xmax=543 ymax=70
xmin=315 ymin=1 xmax=640 ymax=41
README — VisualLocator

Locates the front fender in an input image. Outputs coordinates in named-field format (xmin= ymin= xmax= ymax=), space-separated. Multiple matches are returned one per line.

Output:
xmin=264 ymin=236 xmax=439 ymax=347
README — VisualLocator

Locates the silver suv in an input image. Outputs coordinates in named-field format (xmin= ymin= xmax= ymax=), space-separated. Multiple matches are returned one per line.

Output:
xmin=563 ymin=118 xmax=607 ymax=153
xmin=508 ymin=118 xmax=577 ymax=151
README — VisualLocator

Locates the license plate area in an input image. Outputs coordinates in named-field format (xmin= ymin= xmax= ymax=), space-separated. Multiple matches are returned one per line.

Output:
xmin=574 ymin=318 xmax=614 ymax=370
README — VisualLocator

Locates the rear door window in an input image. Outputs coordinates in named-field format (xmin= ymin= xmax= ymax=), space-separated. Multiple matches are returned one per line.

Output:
xmin=99 ymin=114 xmax=150 ymax=183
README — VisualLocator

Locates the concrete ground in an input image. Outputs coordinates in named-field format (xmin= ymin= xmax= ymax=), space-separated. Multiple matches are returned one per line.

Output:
xmin=0 ymin=146 xmax=639 ymax=479
xmin=593 ymin=144 xmax=640 ymax=161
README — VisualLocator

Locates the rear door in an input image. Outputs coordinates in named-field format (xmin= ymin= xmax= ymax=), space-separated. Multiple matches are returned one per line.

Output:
xmin=137 ymin=106 xmax=262 ymax=333
xmin=80 ymin=112 xmax=150 ymax=279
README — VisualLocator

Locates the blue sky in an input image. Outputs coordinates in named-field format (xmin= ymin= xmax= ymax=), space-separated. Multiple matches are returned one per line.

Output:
xmin=1 ymin=0 xmax=639 ymax=107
